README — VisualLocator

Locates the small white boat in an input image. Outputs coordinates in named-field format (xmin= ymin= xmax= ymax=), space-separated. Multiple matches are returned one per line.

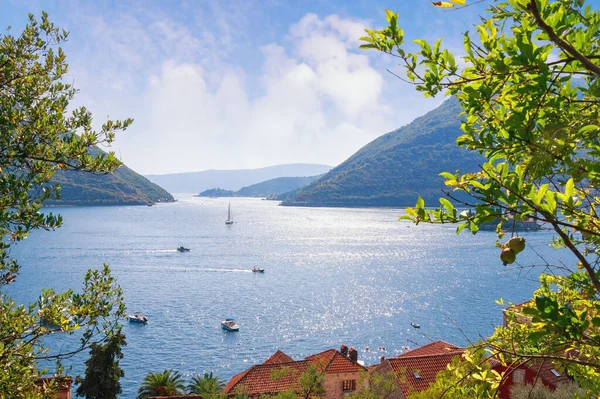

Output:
xmin=221 ymin=318 xmax=239 ymax=332
xmin=410 ymin=322 xmax=420 ymax=329
xmin=225 ymin=202 xmax=234 ymax=225
xmin=128 ymin=313 xmax=149 ymax=324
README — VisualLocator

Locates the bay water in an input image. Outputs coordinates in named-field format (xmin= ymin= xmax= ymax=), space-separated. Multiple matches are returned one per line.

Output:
xmin=8 ymin=195 xmax=571 ymax=397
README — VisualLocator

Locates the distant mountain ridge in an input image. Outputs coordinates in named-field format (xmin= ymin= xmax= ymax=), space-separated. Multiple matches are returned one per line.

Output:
xmin=282 ymin=98 xmax=483 ymax=207
xmin=198 ymin=174 xmax=323 ymax=198
xmin=145 ymin=163 xmax=332 ymax=193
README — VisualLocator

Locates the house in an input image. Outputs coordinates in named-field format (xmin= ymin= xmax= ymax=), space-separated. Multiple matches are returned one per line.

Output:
xmin=372 ymin=341 xmax=559 ymax=399
xmin=35 ymin=377 xmax=73 ymax=399
xmin=222 ymin=348 xmax=366 ymax=398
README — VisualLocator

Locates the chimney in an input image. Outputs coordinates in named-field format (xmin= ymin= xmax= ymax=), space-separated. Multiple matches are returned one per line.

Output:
xmin=348 ymin=347 xmax=358 ymax=362
xmin=340 ymin=345 xmax=348 ymax=357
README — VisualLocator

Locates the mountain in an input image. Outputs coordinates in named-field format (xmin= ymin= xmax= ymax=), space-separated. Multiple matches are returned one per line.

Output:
xmin=47 ymin=164 xmax=174 ymax=206
xmin=236 ymin=175 xmax=322 ymax=197
xmin=199 ymin=175 xmax=323 ymax=198
xmin=145 ymin=163 xmax=333 ymax=194
xmin=282 ymin=98 xmax=483 ymax=207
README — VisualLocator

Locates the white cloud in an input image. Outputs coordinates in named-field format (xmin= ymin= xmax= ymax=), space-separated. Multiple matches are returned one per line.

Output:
xmin=127 ymin=13 xmax=403 ymax=174
xmin=58 ymin=5 xmax=440 ymax=175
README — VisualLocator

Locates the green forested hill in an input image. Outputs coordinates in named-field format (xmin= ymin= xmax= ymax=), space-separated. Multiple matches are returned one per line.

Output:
xmin=47 ymin=161 xmax=174 ymax=206
xmin=198 ymin=188 xmax=236 ymax=197
xmin=282 ymin=98 xmax=483 ymax=207
xmin=236 ymin=175 xmax=322 ymax=197
xmin=198 ymin=175 xmax=323 ymax=198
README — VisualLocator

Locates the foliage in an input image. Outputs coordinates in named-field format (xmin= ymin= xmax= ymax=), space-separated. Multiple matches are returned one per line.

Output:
xmin=348 ymin=370 xmax=398 ymax=399
xmin=362 ymin=0 xmax=600 ymax=395
xmin=407 ymin=346 xmax=499 ymax=398
xmin=511 ymin=381 xmax=589 ymax=398
xmin=75 ymin=331 xmax=126 ymax=399
xmin=136 ymin=369 xmax=186 ymax=399
xmin=0 ymin=12 xmax=129 ymax=397
xmin=188 ymin=372 xmax=225 ymax=397
xmin=282 ymin=98 xmax=483 ymax=207
xmin=298 ymin=364 xmax=324 ymax=399
xmin=253 ymin=365 xmax=324 ymax=399
xmin=268 ymin=391 xmax=301 ymax=399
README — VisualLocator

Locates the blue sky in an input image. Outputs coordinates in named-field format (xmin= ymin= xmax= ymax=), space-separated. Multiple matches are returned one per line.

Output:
xmin=0 ymin=1 xmax=542 ymax=174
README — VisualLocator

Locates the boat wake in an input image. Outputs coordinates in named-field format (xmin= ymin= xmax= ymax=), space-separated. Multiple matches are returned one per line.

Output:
xmin=122 ymin=266 xmax=254 ymax=273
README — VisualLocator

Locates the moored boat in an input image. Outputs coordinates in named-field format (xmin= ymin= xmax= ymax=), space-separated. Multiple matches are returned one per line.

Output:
xmin=221 ymin=318 xmax=239 ymax=331
xmin=128 ymin=313 xmax=149 ymax=324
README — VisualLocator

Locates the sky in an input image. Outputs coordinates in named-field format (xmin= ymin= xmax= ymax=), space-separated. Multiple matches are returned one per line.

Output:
xmin=3 ymin=0 xmax=494 ymax=175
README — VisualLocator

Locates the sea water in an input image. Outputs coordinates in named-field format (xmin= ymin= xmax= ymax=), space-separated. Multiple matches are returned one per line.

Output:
xmin=7 ymin=195 xmax=572 ymax=397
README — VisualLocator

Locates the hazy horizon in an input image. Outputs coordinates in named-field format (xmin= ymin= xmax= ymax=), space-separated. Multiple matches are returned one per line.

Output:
xmin=144 ymin=162 xmax=334 ymax=177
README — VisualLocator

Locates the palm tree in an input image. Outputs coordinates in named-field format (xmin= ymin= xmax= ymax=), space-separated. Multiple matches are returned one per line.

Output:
xmin=188 ymin=372 xmax=225 ymax=397
xmin=137 ymin=369 xmax=185 ymax=399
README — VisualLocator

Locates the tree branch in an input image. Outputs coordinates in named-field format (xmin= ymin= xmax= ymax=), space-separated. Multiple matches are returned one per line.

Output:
xmin=528 ymin=0 xmax=600 ymax=76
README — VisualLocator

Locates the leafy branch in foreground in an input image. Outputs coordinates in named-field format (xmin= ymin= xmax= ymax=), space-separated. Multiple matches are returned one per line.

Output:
xmin=362 ymin=0 xmax=600 ymax=395
xmin=0 ymin=12 xmax=130 ymax=397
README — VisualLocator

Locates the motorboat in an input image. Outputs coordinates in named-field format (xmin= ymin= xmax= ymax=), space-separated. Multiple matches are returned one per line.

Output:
xmin=221 ymin=318 xmax=239 ymax=332
xmin=128 ymin=313 xmax=149 ymax=324
xmin=177 ymin=246 xmax=190 ymax=252
xmin=225 ymin=202 xmax=234 ymax=225
xmin=252 ymin=268 xmax=265 ymax=273
xmin=410 ymin=322 xmax=420 ymax=329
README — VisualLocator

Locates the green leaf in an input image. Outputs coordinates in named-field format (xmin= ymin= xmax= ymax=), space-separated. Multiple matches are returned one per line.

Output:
xmin=578 ymin=124 xmax=600 ymax=135
xmin=528 ymin=331 xmax=548 ymax=342
xmin=456 ymin=222 xmax=469 ymax=234
xmin=565 ymin=178 xmax=574 ymax=199
xmin=415 ymin=196 xmax=425 ymax=210
xmin=439 ymin=198 xmax=455 ymax=214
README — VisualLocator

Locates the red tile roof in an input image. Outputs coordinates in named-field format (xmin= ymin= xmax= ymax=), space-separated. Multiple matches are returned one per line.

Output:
xmin=154 ymin=396 xmax=202 ymax=399
xmin=306 ymin=349 xmax=366 ymax=373
xmin=263 ymin=350 xmax=294 ymax=365
xmin=396 ymin=341 xmax=463 ymax=358
xmin=223 ymin=361 xmax=309 ymax=396
xmin=223 ymin=369 xmax=251 ymax=394
xmin=387 ymin=352 xmax=463 ymax=396
xmin=223 ymin=349 xmax=366 ymax=397
xmin=529 ymin=361 xmax=571 ymax=388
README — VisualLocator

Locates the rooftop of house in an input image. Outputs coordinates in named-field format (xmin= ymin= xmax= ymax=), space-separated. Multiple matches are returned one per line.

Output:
xmin=35 ymin=376 xmax=73 ymax=393
xmin=530 ymin=361 xmax=571 ymax=388
xmin=263 ymin=349 xmax=295 ymax=365
xmin=396 ymin=340 xmax=463 ymax=358
xmin=153 ymin=396 xmax=202 ymax=399
xmin=387 ymin=351 xmax=464 ymax=396
xmin=306 ymin=349 xmax=366 ymax=373
xmin=222 ymin=348 xmax=366 ymax=396
xmin=381 ymin=340 xmax=568 ymax=396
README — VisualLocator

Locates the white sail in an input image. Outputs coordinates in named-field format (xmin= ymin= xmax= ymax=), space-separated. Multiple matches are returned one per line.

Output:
xmin=226 ymin=202 xmax=234 ymax=224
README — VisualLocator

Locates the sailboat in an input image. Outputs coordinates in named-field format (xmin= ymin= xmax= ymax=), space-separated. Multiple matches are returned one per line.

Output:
xmin=225 ymin=202 xmax=234 ymax=225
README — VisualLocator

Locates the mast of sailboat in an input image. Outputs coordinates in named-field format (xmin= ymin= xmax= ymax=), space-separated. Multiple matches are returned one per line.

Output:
xmin=227 ymin=202 xmax=232 ymax=222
